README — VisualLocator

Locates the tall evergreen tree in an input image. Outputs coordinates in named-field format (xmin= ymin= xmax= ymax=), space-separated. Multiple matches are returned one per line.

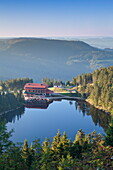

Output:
xmin=0 ymin=121 xmax=13 ymax=154
xmin=105 ymin=119 xmax=113 ymax=147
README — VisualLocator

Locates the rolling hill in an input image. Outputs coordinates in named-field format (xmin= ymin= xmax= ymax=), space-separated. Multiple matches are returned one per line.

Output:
xmin=0 ymin=38 xmax=113 ymax=81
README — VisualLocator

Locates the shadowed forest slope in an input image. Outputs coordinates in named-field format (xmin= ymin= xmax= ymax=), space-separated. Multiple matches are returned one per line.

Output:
xmin=0 ymin=38 xmax=113 ymax=81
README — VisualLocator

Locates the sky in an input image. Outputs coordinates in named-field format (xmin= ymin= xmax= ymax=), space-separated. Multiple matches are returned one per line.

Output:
xmin=0 ymin=0 xmax=113 ymax=37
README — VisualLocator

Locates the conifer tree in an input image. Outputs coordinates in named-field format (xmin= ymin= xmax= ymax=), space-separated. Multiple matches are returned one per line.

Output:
xmin=52 ymin=130 xmax=61 ymax=151
xmin=42 ymin=138 xmax=51 ymax=153
xmin=60 ymin=132 xmax=70 ymax=149
xmin=105 ymin=119 xmax=113 ymax=147
xmin=29 ymin=143 xmax=35 ymax=167
xmin=0 ymin=121 xmax=13 ymax=154
xmin=22 ymin=139 xmax=29 ymax=160
xmin=74 ymin=129 xmax=85 ymax=145
xmin=21 ymin=139 xmax=31 ymax=168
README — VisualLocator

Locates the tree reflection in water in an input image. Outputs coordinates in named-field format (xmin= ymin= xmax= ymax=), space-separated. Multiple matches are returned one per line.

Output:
xmin=75 ymin=101 xmax=111 ymax=131
xmin=0 ymin=106 xmax=25 ymax=123
xmin=0 ymin=100 xmax=111 ymax=132
xmin=0 ymin=100 xmax=53 ymax=123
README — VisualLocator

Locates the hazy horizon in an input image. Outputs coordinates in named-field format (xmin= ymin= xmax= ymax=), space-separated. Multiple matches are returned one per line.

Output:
xmin=0 ymin=36 xmax=113 ymax=38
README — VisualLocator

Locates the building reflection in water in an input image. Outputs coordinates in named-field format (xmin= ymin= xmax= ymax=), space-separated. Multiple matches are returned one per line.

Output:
xmin=25 ymin=99 xmax=53 ymax=109
xmin=0 ymin=100 xmax=53 ymax=123
xmin=0 ymin=99 xmax=111 ymax=132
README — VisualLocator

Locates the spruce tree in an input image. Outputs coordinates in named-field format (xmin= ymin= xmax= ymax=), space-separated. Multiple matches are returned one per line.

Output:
xmin=21 ymin=139 xmax=31 ymax=168
xmin=105 ymin=119 xmax=113 ymax=147
xmin=0 ymin=121 xmax=13 ymax=154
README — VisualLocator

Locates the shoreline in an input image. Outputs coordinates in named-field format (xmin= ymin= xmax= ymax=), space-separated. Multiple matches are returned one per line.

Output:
xmin=85 ymin=99 xmax=111 ymax=114
xmin=46 ymin=95 xmax=85 ymax=101
xmin=0 ymin=105 xmax=24 ymax=117
xmin=0 ymin=96 xmax=111 ymax=117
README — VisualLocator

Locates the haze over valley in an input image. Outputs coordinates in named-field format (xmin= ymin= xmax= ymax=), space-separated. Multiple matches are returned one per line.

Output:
xmin=0 ymin=38 xmax=113 ymax=81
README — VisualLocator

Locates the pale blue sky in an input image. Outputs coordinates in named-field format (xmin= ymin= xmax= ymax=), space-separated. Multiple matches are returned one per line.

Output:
xmin=0 ymin=0 xmax=113 ymax=37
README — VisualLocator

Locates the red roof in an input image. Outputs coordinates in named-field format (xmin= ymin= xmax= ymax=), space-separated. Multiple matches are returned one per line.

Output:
xmin=24 ymin=83 xmax=48 ymax=89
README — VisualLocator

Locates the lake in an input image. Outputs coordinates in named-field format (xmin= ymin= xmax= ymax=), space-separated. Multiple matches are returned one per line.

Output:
xmin=5 ymin=99 xmax=110 ymax=144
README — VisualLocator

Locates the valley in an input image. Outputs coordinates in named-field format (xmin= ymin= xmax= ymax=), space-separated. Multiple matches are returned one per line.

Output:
xmin=0 ymin=38 xmax=113 ymax=81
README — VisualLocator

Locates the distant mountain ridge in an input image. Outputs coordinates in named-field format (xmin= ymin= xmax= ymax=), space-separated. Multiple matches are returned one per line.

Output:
xmin=0 ymin=38 xmax=113 ymax=81
xmin=47 ymin=37 xmax=113 ymax=49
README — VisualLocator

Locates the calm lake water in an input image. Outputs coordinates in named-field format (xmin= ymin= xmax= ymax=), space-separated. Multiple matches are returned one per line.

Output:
xmin=5 ymin=100 xmax=110 ymax=144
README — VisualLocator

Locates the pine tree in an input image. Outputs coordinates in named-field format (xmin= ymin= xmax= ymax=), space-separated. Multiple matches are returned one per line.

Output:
xmin=52 ymin=130 xmax=61 ymax=151
xmin=74 ymin=129 xmax=85 ymax=145
xmin=42 ymin=138 xmax=51 ymax=153
xmin=21 ymin=139 xmax=30 ymax=168
xmin=0 ymin=121 xmax=13 ymax=154
xmin=105 ymin=119 xmax=113 ymax=147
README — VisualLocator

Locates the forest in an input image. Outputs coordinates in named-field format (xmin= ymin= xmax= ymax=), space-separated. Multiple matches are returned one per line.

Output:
xmin=0 ymin=78 xmax=33 ymax=113
xmin=0 ymin=77 xmax=33 ymax=91
xmin=71 ymin=66 xmax=113 ymax=114
xmin=42 ymin=66 xmax=113 ymax=114
xmin=0 ymin=120 xmax=113 ymax=169
xmin=0 ymin=67 xmax=113 ymax=169
xmin=0 ymin=38 xmax=113 ymax=82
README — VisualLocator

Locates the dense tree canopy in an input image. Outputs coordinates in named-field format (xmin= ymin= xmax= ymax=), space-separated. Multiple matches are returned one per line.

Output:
xmin=72 ymin=66 xmax=113 ymax=113
xmin=0 ymin=78 xmax=33 ymax=91
xmin=0 ymin=78 xmax=32 ymax=113
xmin=0 ymin=123 xmax=113 ymax=169
xmin=42 ymin=78 xmax=64 ymax=87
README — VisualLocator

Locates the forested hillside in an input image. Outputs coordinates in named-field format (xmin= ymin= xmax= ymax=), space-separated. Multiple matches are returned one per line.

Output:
xmin=71 ymin=66 xmax=113 ymax=113
xmin=0 ymin=77 xmax=33 ymax=91
xmin=0 ymin=78 xmax=32 ymax=113
xmin=0 ymin=38 xmax=113 ymax=81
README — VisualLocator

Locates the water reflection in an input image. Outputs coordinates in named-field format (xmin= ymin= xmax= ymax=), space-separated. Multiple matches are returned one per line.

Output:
xmin=75 ymin=101 xmax=111 ymax=131
xmin=0 ymin=106 xmax=25 ymax=123
xmin=25 ymin=100 xmax=53 ymax=109
xmin=0 ymin=100 xmax=111 ymax=131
